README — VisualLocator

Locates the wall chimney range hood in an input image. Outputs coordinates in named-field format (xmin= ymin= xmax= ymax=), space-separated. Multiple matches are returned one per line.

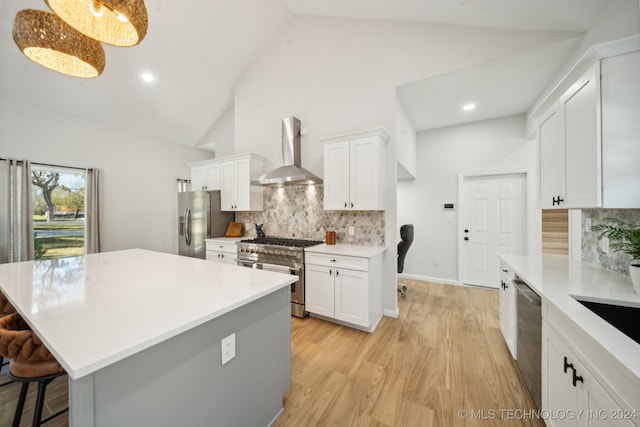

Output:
xmin=251 ymin=117 xmax=323 ymax=187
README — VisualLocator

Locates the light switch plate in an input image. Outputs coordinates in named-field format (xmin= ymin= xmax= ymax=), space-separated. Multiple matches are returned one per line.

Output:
xmin=221 ymin=333 xmax=236 ymax=365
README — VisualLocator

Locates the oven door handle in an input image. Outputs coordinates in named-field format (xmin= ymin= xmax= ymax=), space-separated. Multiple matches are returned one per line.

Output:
xmin=260 ymin=263 xmax=300 ymax=276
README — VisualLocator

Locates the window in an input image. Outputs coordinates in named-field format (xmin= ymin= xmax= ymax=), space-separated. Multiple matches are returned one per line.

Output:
xmin=32 ymin=166 xmax=86 ymax=260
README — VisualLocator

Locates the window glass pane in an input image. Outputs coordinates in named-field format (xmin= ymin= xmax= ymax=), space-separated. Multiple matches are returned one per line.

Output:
xmin=32 ymin=167 xmax=86 ymax=259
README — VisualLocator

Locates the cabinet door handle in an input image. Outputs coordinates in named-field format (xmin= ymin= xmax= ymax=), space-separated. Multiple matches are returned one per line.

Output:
xmin=572 ymin=369 xmax=583 ymax=387
xmin=563 ymin=356 xmax=573 ymax=374
xmin=330 ymin=259 xmax=337 ymax=262
xmin=344 ymin=202 xmax=348 ymax=208
xmin=502 ymin=269 xmax=508 ymax=273
xmin=336 ymin=270 xmax=339 ymax=276
xmin=350 ymin=202 xmax=354 ymax=208
xmin=329 ymin=269 xmax=333 ymax=276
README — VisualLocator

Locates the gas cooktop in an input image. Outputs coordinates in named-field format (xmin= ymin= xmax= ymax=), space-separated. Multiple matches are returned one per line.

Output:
xmin=239 ymin=237 xmax=323 ymax=248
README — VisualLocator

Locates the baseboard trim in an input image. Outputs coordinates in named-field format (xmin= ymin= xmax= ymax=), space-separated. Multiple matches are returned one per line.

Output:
xmin=384 ymin=308 xmax=399 ymax=318
xmin=397 ymin=273 xmax=460 ymax=286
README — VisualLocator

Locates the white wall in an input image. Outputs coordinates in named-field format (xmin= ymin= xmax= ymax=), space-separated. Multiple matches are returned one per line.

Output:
xmin=395 ymin=100 xmax=417 ymax=180
xmin=397 ymin=115 xmax=537 ymax=283
xmin=197 ymin=105 xmax=235 ymax=157
xmin=0 ymin=100 xmax=212 ymax=254
xmin=230 ymin=15 xmax=578 ymax=314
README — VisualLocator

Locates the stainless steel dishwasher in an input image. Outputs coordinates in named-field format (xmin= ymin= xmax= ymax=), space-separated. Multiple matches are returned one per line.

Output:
xmin=514 ymin=277 xmax=542 ymax=409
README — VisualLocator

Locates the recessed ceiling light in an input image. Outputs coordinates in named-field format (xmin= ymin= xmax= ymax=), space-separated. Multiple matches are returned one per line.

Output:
xmin=141 ymin=72 xmax=154 ymax=82
xmin=463 ymin=103 xmax=476 ymax=112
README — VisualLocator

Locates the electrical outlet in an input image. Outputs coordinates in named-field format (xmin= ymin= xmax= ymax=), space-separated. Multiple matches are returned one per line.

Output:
xmin=585 ymin=218 xmax=592 ymax=232
xmin=348 ymin=226 xmax=355 ymax=236
xmin=434 ymin=257 xmax=440 ymax=265
xmin=221 ymin=333 xmax=236 ymax=365
xmin=600 ymin=237 xmax=610 ymax=254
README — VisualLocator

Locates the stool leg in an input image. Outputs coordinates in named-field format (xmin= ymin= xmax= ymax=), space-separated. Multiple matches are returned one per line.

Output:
xmin=12 ymin=382 xmax=29 ymax=427
xmin=33 ymin=378 xmax=54 ymax=427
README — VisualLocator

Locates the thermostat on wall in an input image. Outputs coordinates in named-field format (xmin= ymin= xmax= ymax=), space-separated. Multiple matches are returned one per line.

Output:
xmin=444 ymin=203 xmax=455 ymax=209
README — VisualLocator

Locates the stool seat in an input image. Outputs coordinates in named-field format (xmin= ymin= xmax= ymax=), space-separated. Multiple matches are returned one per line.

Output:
xmin=0 ymin=291 xmax=17 ymax=388
xmin=1 ymin=290 xmax=16 ymax=315
xmin=10 ymin=358 xmax=64 ymax=379
xmin=0 ymin=313 xmax=67 ymax=426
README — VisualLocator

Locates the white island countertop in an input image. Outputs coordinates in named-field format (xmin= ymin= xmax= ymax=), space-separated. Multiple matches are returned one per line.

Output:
xmin=0 ymin=249 xmax=296 ymax=379
xmin=499 ymin=254 xmax=640 ymax=380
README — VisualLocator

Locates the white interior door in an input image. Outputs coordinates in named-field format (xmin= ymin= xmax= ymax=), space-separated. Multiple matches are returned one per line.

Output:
xmin=462 ymin=174 xmax=526 ymax=288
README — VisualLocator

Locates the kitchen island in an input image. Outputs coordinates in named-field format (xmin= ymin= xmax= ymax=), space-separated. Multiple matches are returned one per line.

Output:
xmin=0 ymin=249 xmax=297 ymax=427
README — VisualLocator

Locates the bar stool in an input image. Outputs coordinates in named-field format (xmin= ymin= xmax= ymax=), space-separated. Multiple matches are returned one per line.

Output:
xmin=0 ymin=290 xmax=16 ymax=387
xmin=0 ymin=313 xmax=68 ymax=426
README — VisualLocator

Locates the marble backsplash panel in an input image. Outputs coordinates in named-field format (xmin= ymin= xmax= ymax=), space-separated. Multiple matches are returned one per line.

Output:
xmin=235 ymin=185 xmax=385 ymax=246
xmin=582 ymin=209 xmax=640 ymax=275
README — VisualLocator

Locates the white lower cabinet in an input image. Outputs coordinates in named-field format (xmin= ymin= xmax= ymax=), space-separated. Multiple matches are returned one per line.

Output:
xmin=543 ymin=319 xmax=635 ymax=427
xmin=305 ymin=248 xmax=383 ymax=332
xmin=206 ymin=240 xmax=238 ymax=265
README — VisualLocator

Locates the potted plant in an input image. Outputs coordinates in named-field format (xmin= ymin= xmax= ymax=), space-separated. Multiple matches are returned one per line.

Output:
xmin=591 ymin=218 xmax=640 ymax=295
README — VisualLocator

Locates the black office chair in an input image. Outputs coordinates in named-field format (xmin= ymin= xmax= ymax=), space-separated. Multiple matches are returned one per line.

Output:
xmin=397 ymin=224 xmax=414 ymax=298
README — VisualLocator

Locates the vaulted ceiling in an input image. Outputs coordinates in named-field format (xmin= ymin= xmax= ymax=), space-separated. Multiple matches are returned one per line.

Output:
xmin=0 ymin=0 xmax=614 ymax=147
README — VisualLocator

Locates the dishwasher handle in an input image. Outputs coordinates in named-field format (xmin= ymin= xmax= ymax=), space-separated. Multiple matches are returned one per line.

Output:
xmin=514 ymin=280 xmax=541 ymax=306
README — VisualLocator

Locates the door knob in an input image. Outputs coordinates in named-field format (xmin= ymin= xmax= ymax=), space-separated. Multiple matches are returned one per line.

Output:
xmin=464 ymin=237 xmax=469 ymax=241
xmin=464 ymin=229 xmax=469 ymax=233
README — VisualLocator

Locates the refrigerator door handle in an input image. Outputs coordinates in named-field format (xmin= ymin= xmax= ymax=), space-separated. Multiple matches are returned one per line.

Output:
xmin=185 ymin=206 xmax=191 ymax=246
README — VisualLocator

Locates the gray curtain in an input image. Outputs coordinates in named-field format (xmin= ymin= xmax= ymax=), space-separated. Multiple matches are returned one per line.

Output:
xmin=0 ymin=159 xmax=34 ymax=263
xmin=84 ymin=168 xmax=101 ymax=254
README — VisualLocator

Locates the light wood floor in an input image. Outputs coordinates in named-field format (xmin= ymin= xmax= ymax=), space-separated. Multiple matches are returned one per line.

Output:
xmin=275 ymin=279 xmax=543 ymax=427
xmin=0 ymin=279 xmax=542 ymax=427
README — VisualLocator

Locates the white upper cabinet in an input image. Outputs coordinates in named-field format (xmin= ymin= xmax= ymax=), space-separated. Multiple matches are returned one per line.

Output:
xmin=600 ymin=51 xmax=640 ymax=207
xmin=190 ymin=154 xmax=264 ymax=211
xmin=322 ymin=129 xmax=388 ymax=211
xmin=538 ymin=49 xmax=640 ymax=209
xmin=323 ymin=141 xmax=350 ymax=210
xmin=190 ymin=161 xmax=221 ymax=191
xmin=220 ymin=154 xmax=264 ymax=212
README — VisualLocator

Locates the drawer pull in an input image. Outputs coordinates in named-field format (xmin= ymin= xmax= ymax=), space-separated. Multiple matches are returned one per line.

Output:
xmin=563 ymin=356 xmax=573 ymax=374
xmin=330 ymin=259 xmax=337 ymax=262
xmin=572 ymin=370 xmax=583 ymax=387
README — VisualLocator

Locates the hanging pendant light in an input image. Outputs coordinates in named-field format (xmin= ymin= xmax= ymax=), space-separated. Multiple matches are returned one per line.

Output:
xmin=45 ymin=0 xmax=148 ymax=47
xmin=12 ymin=9 xmax=106 ymax=78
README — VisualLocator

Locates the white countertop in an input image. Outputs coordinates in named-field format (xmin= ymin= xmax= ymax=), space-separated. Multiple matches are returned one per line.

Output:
xmin=0 ymin=249 xmax=296 ymax=379
xmin=499 ymin=254 xmax=640 ymax=379
xmin=205 ymin=237 xmax=244 ymax=243
xmin=305 ymin=243 xmax=386 ymax=258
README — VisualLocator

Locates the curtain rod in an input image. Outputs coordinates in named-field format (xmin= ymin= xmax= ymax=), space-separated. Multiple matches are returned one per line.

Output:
xmin=0 ymin=157 xmax=93 ymax=172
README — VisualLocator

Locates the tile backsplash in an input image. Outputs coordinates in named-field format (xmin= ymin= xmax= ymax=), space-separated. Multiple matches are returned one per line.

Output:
xmin=582 ymin=209 xmax=640 ymax=275
xmin=235 ymin=185 xmax=385 ymax=246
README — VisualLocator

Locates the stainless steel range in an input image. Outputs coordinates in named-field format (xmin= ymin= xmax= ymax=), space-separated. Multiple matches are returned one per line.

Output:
xmin=237 ymin=237 xmax=323 ymax=318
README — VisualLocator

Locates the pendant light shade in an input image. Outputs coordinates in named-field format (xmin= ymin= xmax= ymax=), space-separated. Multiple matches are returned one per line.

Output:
xmin=45 ymin=0 xmax=148 ymax=47
xmin=13 ymin=9 xmax=106 ymax=78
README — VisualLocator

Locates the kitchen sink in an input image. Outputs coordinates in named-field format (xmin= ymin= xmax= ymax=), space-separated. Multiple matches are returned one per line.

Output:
xmin=575 ymin=299 xmax=640 ymax=345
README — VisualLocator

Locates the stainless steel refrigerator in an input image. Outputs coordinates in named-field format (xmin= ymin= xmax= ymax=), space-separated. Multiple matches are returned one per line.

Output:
xmin=178 ymin=190 xmax=234 ymax=259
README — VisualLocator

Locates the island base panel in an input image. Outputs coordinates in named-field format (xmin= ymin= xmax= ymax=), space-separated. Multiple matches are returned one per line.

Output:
xmin=69 ymin=287 xmax=291 ymax=427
